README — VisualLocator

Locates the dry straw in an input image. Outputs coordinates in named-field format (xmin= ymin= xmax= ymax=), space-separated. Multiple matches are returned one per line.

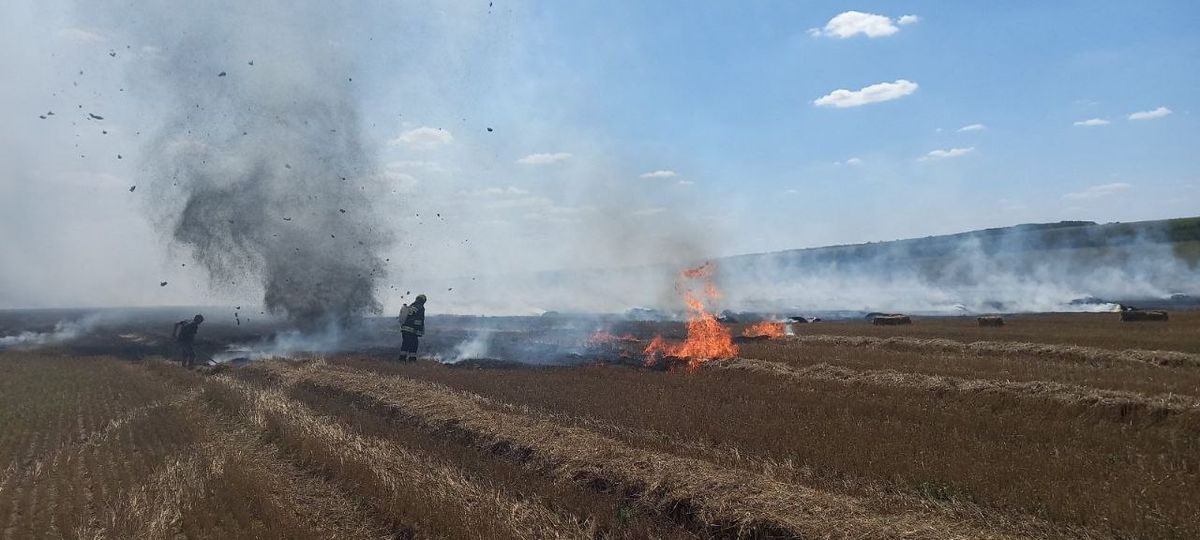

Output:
xmin=260 ymin=360 xmax=1062 ymax=539
xmin=788 ymin=335 xmax=1200 ymax=368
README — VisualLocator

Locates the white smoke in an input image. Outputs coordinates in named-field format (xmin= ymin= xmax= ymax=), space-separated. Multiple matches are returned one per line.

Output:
xmin=0 ymin=313 xmax=102 ymax=350
xmin=210 ymin=322 xmax=345 ymax=364
xmin=718 ymin=224 xmax=1197 ymax=315
xmin=440 ymin=330 xmax=495 ymax=364
xmin=416 ymin=220 xmax=1198 ymax=316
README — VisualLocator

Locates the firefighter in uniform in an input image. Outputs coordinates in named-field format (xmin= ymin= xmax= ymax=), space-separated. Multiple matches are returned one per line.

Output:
xmin=172 ymin=314 xmax=204 ymax=368
xmin=398 ymin=294 xmax=426 ymax=361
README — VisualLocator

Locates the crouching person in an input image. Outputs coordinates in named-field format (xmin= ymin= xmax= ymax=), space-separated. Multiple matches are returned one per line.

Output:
xmin=398 ymin=294 xmax=426 ymax=362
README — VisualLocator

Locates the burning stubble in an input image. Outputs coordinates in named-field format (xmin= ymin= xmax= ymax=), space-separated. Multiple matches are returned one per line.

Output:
xmin=117 ymin=1 xmax=392 ymax=329
xmin=643 ymin=262 xmax=740 ymax=371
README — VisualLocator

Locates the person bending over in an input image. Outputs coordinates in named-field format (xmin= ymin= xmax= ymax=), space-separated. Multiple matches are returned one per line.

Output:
xmin=172 ymin=314 xmax=204 ymax=368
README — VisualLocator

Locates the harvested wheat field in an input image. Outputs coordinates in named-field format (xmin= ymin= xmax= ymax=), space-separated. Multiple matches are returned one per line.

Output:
xmin=3 ymin=313 xmax=1199 ymax=539
xmin=8 ymin=0 xmax=1200 ymax=536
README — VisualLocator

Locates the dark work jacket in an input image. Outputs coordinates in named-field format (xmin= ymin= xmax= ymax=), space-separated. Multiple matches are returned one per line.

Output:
xmin=176 ymin=321 xmax=200 ymax=343
xmin=400 ymin=304 xmax=425 ymax=336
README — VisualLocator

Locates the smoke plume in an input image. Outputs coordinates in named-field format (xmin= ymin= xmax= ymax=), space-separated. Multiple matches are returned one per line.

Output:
xmin=0 ymin=312 xmax=107 ymax=350
xmin=446 ymin=329 xmax=495 ymax=363
xmin=0 ymin=318 xmax=89 ymax=349
xmin=116 ymin=1 xmax=391 ymax=328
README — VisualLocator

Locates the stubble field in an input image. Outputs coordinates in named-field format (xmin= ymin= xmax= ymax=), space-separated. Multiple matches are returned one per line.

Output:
xmin=2 ymin=312 xmax=1198 ymax=538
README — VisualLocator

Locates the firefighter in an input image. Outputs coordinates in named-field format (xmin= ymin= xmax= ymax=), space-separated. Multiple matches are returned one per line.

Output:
xmin=172 ymin=314 xmax=204 ymax=368
xmin=398 ymin=294 xmax=426 ymax=361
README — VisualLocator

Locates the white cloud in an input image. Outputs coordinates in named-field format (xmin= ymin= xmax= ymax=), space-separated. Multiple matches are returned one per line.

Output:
xmin=380 ymin=171 xmax=419 ymax=194
xmin=957 ymin=123 xmax=986 ymax=132
xmin=811 ymin=11 xmax=915 ymax=39
xmin=784 ymin=189 xmax=799 ymax=195
xmin=523 ymin=202 xmax=588 ymax=223
xmin=1064 ymin=182 xmax=1131 ymax=200
xmin=484 ymin=195 xmax=555 ymax=211
xmin=639 ymin=170 xmax=677 ymax=179
xmin=516 ymin=152 xmax=572 ymax=165
xmin=57 ymin=28 xmax=108 ymax=43
xmin=998 ymin=199 xmax=1028 ymax=213
xmin=631 ymin=207 xmax=667 ymax=217
xmin=389 ymin=126 xmax=453 ymax=150
xmin=677 ymin=180 xmax=695 ymax=186
xmin=919 ymin=147 xmax=975 ymax=161
xmin=386 ymin=160 xmax=446 ymax=174
xmin=814 ymin=79 xmax=918 ymax=108
xmin=445 ymin=185 xmax=590 ymax=225
xmin=844 ymin=157 xmax=863 ymax=165
xmin=457 ymin=186 xmax=530 ymax=197
xmin=1073 ymin=118 xmax=1110 ymax=127
xmin=1128 ymin=106 xmax=1172 ymax=121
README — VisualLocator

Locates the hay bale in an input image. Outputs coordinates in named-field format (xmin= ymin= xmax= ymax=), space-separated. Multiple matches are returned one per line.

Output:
xmin=1120 ymin=310 xmax=1168 ymax=322
xmin=872 ymin=315 xmax=912 ymax=326
xmin=977 ymin=316 xmax=1004 ymax=327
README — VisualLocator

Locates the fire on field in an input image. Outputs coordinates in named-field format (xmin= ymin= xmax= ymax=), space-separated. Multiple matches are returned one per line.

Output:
xmin=583 ymin=263 xmax=799 ymax=371
xmin=641 ymin=263 xmax=741 ymax=371
xmin=742 ymin=321 xmax=789 ymax=339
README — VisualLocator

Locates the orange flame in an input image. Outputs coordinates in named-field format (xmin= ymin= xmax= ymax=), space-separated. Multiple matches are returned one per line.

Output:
xmin=644 ymin=263 xmax=739 ymax=371
xmin=743 ymin=322 xmax=786 ymax=338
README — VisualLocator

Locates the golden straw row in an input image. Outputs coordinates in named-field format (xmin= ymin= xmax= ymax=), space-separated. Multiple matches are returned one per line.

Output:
xmin=262 ymin=360 xmax=1094 ymax=539
xmin=203 ymin=372 xmax=593 ymax=539
xmin=786 ymin=334 xmax=1200 ymax=368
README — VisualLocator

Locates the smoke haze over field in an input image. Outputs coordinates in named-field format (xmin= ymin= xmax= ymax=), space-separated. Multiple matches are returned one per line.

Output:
xmin=715 ymin=225 xmax=1199 ymax=315
xmin=419 ymin=222 xmax=1200 ymax=317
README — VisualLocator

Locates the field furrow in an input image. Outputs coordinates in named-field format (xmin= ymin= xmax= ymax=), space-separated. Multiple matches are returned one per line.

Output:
xmin=301 ymin=362 xmax=1090 ymax=540
xmin=199 ymin=369 xmax=593 ymax=539
xmin=785 ymin=334 xmax=1200 ymax=367
xmin=717 ymin=358 xmax=1200 ymax=429
xmin=343 ymin=355 xmax=1199 ymax=538
xmin=265 ymin=360 xmax=1086 ymax=539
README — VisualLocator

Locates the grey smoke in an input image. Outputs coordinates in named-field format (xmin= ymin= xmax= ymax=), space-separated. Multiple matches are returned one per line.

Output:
xmin=109 ymin=0 xmax=391 ymax=328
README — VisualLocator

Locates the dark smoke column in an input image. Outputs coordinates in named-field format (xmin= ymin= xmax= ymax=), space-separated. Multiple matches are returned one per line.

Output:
xmin=126 ymin=1 xmax=393 ymax=329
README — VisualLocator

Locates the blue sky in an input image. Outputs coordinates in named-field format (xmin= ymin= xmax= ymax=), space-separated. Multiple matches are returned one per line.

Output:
xmin=1 ymin=1 xmax=1198 ymax=308
xmin=357 ymin=1 xmax=1199 ymax=256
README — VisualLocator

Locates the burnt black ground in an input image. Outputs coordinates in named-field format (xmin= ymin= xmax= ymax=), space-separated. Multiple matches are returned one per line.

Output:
xmin=3 ymin=301 xmax=1198 ymax=366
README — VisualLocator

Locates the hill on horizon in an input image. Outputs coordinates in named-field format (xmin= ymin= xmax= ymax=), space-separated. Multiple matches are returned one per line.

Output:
xmin=726 ymin=216 xmax=1200 ymax=267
